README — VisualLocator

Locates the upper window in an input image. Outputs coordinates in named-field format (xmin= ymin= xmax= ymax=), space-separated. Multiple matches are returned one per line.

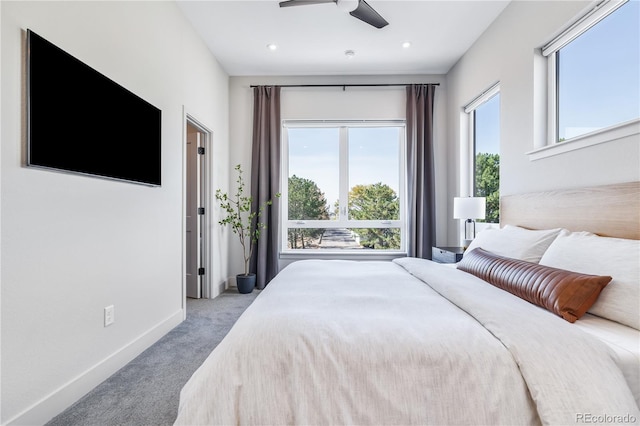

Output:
xmin=465 ymin=85 xmax=500 ymax=224
xmin=543 ymin=0 xmax=639 ymax=143
xmin=282 ymin=121 xmax=405 ymax=253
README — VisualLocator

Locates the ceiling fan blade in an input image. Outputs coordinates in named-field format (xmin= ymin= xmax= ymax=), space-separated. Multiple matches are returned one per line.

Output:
xmin=349 ymin=0 xmax=388 ymax=28
xmin=279 ymin=0 xmax=336 ymax=7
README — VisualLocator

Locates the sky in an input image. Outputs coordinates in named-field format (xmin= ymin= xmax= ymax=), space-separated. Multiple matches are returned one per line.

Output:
xmin=288 ymin=127 xmax=339 ymax=206
xmin=474 ymin=93 xmax=500 ymax=155
xmin=288 ymin=126 xmax=401 ymax=213
xmin=558 ymin=0 xmax=639 ymax=140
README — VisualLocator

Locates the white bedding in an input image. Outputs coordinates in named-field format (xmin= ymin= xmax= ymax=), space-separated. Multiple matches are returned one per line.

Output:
xmin=175 ymin=259 xmax=639 ymax=425
xmin=573 ymin=314 xmax=640 ymax=406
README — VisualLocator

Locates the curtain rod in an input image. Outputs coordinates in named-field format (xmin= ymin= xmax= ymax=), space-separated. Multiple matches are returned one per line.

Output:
xmin=250 ymin=83 xmax=439 ymax=89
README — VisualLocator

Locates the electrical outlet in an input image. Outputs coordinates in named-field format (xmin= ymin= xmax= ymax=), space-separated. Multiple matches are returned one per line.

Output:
xmin=104 ymin=305 xmax=115 ymax=327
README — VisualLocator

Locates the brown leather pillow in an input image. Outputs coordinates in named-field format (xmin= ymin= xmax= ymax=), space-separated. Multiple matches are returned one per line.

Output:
xmin=457 ymin=248 xmax=612 ymax=323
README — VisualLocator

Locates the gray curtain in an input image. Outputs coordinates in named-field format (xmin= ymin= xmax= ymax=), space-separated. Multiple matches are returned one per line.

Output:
xmin=406 ymin=84 xmax=436 ymax=258
xmin=250 ymin=86 xmax=281 ymax=289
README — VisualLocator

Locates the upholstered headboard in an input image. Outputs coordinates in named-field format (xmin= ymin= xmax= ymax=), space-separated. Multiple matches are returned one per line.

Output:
xmin=500 ymin=181 xmax=640 ymax=240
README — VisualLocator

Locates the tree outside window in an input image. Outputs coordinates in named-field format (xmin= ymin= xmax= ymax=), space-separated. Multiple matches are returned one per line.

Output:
xmin=473 ymin=93 xmax=500 ymax=223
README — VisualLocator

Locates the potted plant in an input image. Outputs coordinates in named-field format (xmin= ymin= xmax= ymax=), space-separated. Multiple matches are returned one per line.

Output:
xmin=215 ymin=164 xmax=277 ymax=293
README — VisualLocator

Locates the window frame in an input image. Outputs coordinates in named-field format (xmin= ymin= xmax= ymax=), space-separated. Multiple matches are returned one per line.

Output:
xmin=280 ymin=119 xmax=407 ymax=256
xmin=463 ymin=83 xmax=501 ymax=225
xmin=540 ymin=0 xmax=639 ymax=149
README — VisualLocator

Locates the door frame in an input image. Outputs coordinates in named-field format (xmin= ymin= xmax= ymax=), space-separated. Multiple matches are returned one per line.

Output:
xmin=182 ymin=109 xmax=213 ymax=310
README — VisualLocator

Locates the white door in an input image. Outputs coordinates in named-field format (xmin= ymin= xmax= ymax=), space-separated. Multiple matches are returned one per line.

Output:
xmin=186 ymin=123 xmax=205 ymax=298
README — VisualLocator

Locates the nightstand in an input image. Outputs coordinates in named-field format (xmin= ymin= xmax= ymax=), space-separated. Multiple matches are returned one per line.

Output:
xmin=432 ymin=246 xmax=464 ymax=264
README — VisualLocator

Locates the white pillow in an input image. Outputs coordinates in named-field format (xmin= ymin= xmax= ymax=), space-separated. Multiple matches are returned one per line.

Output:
xmin=464 ymin=225 xmax=563 ymax=263
xmin=539 ymin=231 xmax=640 ymax=330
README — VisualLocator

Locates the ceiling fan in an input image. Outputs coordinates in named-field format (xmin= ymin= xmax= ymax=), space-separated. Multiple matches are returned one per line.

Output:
xmin=279 ymin=0 xmax=389 ymax=29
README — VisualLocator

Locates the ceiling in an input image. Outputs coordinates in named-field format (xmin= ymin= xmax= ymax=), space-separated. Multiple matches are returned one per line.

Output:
xmin=176 ymin=0 xmax=511 ymax=76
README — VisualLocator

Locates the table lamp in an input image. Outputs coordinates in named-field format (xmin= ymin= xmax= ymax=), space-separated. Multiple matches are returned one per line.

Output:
xmin=453 ymin=197 xmax=486 ymax=248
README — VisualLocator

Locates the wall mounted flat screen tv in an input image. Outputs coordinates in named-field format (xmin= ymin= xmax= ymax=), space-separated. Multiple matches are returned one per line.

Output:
xmin=27 ymin=29 xmax=162 ymax=186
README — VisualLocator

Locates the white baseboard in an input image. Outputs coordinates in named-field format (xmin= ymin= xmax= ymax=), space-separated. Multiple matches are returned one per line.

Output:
xmin=212 ymin=280 xmax=227 ymax=298
xmin=4 ymin=309 xmax=184 ymax=426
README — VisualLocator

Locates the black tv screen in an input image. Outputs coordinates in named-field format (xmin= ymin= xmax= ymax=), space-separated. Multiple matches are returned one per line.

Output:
xmin=27 ymin=29 xmax=161 ymax=186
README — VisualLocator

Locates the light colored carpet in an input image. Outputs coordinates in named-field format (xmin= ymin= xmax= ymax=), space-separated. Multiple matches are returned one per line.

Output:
xmin=46 ymin=289 xmax=259 ymax=426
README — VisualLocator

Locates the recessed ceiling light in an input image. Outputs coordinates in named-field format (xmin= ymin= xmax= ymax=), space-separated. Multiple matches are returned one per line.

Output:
xmin=402 ymin=41 xmax=412 ymax=49
xmin=267 ymin=43 xmax=278 ymax=51
xmin=345 ymin=49 xmax=355 ymax=59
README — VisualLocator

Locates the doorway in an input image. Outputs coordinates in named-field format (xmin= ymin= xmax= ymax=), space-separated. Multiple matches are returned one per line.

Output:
xmin=185 ymin=116 xmax=211 ymax=299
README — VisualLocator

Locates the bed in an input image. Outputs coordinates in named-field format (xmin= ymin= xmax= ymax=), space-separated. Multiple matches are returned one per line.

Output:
xmin=174 ymin=182 xmax=640 ymax=425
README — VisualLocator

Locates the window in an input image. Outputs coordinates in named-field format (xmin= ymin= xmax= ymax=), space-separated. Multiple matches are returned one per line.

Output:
xmin=543 ymin=0 xmax=639 ymax=143
xmin=282 ymin=121 xmax=405 ymax=252
xmin=465 ymin=84 xmax=500 ymax=223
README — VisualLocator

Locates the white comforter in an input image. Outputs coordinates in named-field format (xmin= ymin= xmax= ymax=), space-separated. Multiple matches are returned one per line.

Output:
xmin=175 ymin=259 xmax=639 ymax=425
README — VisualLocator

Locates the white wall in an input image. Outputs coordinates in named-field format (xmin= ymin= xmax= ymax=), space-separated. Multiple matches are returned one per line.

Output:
xmin=228 ymin=75 xmax=447 ymax=277
xmin=0 ymin=2 xmax=229 ymax=424
xmin=445 ymin=0 xmax=640 ymax=244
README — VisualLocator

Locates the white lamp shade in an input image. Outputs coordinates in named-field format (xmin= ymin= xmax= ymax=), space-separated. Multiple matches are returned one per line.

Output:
xmin=453 ymin=197 xmax=486 ymax=220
